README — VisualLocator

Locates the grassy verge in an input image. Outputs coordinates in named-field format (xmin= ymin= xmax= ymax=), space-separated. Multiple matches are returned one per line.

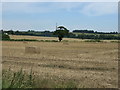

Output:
xmin=2 ymin=68 xmax=78 ymax=88
xmin=110 ymin=40 xmax=120 ymax=43
xmin=39 ymin=40 xmax=58 ymax=42
xmin=85 ymin=39 xmax=102 ymax=42
xmin=2 ymin=39 xmax=39 ymax=42
xmin=2 ymin=39 xmax=70 ymax=42
xmin=2 ymin=39 xmax=59 ymax=42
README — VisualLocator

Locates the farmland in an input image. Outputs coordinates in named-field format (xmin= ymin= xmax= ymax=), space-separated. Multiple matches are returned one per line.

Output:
xmin=2 ymin=35 xmax=118 ymax=88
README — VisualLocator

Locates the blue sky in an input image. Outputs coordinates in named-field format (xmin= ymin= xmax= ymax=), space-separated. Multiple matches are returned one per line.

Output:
xmin=2 ymin=2 xmax=118 ymax=32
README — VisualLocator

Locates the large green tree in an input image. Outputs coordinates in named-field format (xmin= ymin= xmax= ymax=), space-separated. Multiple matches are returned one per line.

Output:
xmin=53 ymin=26 xmax=69 ymax=41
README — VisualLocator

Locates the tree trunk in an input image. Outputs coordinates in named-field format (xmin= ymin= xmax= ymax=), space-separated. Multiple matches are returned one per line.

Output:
xmin=58 ymin=37 xmax=62 ymax=42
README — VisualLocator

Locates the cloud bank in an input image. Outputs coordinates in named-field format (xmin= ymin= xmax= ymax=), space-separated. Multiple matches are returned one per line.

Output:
xmin=1 ymin=0 xmax=119 ymax=2
xmin=2 ymin=2 xmax=118 ymax=32
xmin=3 ymin=2 xmax=118 ymax=16
xmin=81 ymin=3 xmax=118 ymax=16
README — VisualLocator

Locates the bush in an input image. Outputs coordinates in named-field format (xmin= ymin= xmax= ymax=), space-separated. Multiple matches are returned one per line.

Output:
xmin=2 ymin=68 xmax=35 ymax=88
xmin=1 ymin=33 xmax=10 ymax=40
xmin=2 ymin=68 xmax=78 ymax=88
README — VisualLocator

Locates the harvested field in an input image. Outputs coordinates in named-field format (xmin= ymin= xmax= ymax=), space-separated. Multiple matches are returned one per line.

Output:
xmin=2 ymin=35 xmax=118 ymax=88
xmin=9 ymin=35 xmax=83 ymax=42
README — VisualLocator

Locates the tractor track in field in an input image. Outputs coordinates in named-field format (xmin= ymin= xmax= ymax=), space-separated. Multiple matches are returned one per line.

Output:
xmin=2 ymin=56 xmax=116 ymax=72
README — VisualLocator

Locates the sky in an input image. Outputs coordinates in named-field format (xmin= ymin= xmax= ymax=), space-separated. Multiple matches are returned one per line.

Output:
xmin=1 ymin=0 xmax=119 ymax=2
xmin=1 ymin=2 xmax=118 ymax=32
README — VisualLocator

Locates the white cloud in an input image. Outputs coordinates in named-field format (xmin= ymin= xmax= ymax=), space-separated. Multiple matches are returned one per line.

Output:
xmin=3 ymin=3 xmax=53 ymax=14
xmin=49 ymin=3 xmax=82 ymax=12
xmin=2 ymin=2 xmax=118 ymax=16
xmin=81 ymin=3 xmax=118 ymax=16
xmin=1 ymin=0 xmax=119 ymax=2
xmin=3 ymin=2 xmax=82 ymax=13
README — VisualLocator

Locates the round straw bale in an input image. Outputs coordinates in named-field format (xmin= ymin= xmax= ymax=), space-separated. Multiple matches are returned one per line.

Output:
xmin=25 ymin=46 xmax=40 ymax=54
xmin=62 ymin=42 xmax=69 ymax=45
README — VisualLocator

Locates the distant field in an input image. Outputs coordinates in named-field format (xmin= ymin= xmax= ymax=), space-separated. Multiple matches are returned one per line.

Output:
xmin=9 ymin=35 xmax=84 ymax=42
xmin=2 ymin=35 xmax=118 ymax=88
xmin=9 ymin=35 xmax=118 ymax=43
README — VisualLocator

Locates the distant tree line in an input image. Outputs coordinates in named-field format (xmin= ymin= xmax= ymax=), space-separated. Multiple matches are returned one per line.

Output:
xmin=73 ymin=30 xmax=94 ymax=33
xmin=1 ymin=29 xmax=120 ymax=40
xmin=73 ymin=30 xmax=118 ymax=34
xmin=2 ymin=30 xmax=55 ymax=37
xmin=76 ymin=34 xmax=120 ymax=40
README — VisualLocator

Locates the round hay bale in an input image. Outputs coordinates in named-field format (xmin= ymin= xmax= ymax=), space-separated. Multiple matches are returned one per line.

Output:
xmin=25 ymin=46 xmax=40 ymax=54
xmin=62 ymin=42 xmax=69 ymax=45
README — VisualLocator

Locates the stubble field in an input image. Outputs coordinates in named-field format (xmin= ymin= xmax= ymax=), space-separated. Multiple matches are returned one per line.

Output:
xmin=2 ymin=35 xmax=118 ymax=88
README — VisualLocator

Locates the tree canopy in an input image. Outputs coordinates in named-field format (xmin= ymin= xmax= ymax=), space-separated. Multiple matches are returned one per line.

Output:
xmin=53 ymin=26 xmax=69 ymax=41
